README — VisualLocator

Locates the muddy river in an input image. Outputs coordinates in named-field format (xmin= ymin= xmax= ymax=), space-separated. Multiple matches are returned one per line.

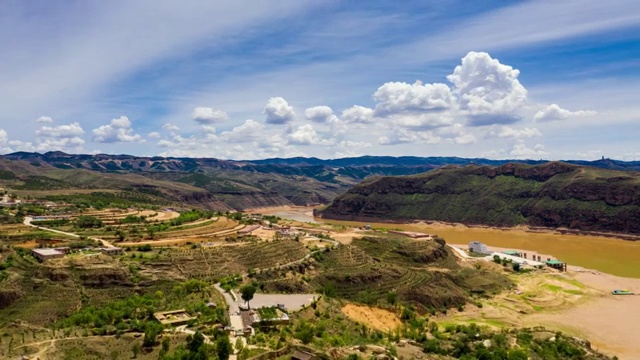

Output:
xmin=266 ymin=207 xmax=640 ymax=278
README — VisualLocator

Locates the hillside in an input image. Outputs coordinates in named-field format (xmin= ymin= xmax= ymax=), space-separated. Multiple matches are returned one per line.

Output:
xmin=319 ymin=162 xmax=640 ymax=235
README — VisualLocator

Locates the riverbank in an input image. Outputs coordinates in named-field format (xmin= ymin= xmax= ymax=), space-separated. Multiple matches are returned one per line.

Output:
xmin=448 ymin=243 xmax=640 ymax=359
xmin=253 ymin=206 xmax=640 ymax=278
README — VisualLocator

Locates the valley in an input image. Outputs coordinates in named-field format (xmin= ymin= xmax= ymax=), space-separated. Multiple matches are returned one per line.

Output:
xmin=1 ymin=155 xmax=640 ymax=359
xmin=0 ymin=198 xmax=622 ymax=359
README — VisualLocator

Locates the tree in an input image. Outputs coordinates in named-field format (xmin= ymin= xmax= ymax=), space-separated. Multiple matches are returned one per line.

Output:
xmin=143 ymin=322 xmax=162 ymax=347
xmin=386 ymin=291 xmax=398 ymax=305
xmin=187 ymin=332 xmax=205 ymax=353
xmin=240 ymin=284 xmax=257 ymax=309
xmin=512 ymin=262 xmax=521 ymax=272
xmin=216 ymin=335 xmax=233 ymax=360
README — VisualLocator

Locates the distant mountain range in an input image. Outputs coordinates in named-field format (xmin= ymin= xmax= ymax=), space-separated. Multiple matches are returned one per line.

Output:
xmin=1 ymin=151 xmax=639 ymax=212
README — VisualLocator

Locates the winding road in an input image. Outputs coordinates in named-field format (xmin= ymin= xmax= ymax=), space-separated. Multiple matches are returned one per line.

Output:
xmin=23 ymin=216 xmax=117 ymax=248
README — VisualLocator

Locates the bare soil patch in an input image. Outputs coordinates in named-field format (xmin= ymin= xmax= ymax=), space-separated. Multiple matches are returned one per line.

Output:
xmin=341 ymin=304 xmax=401 ymax=332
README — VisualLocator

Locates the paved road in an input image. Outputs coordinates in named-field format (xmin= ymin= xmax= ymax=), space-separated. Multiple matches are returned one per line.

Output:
xmin=447 ymin=243 xmax=472 ymax=259
xmin=24 ymin=216 xmax=116 ymax=248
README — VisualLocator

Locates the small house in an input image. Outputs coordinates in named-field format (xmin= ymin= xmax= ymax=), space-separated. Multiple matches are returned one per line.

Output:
xmin=101 ymin=247 xmax=123 ymax=256
xmin=32 ymin=248 xmax=65 ymax=262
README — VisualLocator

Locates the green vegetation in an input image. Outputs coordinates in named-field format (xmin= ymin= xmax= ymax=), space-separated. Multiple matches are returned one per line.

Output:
xmin=43 ymin=191 xmax=167 ymax=209
xmin=74 ymin=215 xmax=103 ymax=228
xmin=14 ymin=175 xmax=75 ymax=190
xmin=257 ymin=306 xmax=278 ymax=320
xmin=170 ymin=209 xmax=214 ymax=226
xmin=240 ymin=284 xmax=257 ymax=308
xmin=121 ymin=214 xmax=146 ymax=223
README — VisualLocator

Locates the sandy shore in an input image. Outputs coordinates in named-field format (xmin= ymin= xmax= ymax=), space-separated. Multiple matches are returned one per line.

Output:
xmin=451 ymin=243 xmax=640 ymax=359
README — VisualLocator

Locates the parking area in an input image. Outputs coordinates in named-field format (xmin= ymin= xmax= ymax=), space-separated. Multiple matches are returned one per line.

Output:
xmin=246 ymin=293 xmax=318 ymax=311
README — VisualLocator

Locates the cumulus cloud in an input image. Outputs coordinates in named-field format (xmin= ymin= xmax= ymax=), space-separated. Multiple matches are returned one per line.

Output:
xmin=488 ymin=126 xmax=542 ymax=139
xmin=0 ymin=129 xmax=10 ymax=153
xmin=36 ymin=116 xmax=53 ymax=123
xmin=389 ymin=112 xmax=454 ymax=130
xmin=305 ymin=106 xmax=337 ymax=123
xmin=447 ymin=51 xmax=527 ymax=126
xmin=373 ymin=81 xmax=453 ymax=116
xmin=342 ymin=105 xmax=374 ymax=124
xmin=36 ymin=122 xmax=84 ymax=138
xmin=92 ymin=116 xmax=143 ymax=143
xmin=288 ymin=124 xmax=323 ymax=145
xmin=192 ymin=107 xmax=229 ymax=124
xmin=338 ymin=51 xmax=533 ymax=147
xmin=533 ymin=104 xmax=596 ymax=122
xmin=5 ymin=123 xmax=86 ymax=153
xmin=220 ymin=119 xmax=265 ymax=143
xmin=509 ymin=143 xmax=549 ymax=158
xmin=0 ymin=129 xmax=7 ymax=144
xmin=148 ymin=131 xmax=161 ymax=139
xmin=264 ymin=97 xmax=296 ymax=124
xmin=378 ymin=128 xmax=440 ymax=145
xmin=162 ymin=123 xmax=180 ymax=132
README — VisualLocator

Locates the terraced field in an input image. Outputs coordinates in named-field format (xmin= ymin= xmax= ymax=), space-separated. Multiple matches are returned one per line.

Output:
xmin=167 ymin=239 xmax=309 ymax=281
xmin=0 ymin=223 xmax=77 ymax=245
xmin=314 ymin=236 xmax=511 ymax=312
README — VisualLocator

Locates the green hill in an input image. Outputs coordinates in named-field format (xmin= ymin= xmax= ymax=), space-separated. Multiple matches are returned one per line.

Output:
xmin=319 ymin=162 xmax=640 ymax=235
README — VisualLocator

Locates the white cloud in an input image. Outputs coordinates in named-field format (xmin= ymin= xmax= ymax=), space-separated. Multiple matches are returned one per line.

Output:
xmin=288 ymin=124 xmax=323 ymax=145
xmin=0 ymin=129 xmax=9 ymax=145
xmin=305 ymin=106 xmax=336 ymax=123
xmin=36 ymin=122 xmax=84 ymax=138
xmin=36 ymin=116 xmax=53 ymax=123
xmin=0 ymin=129 xmax=10 ymax=154
xmin=534 ymin=104 xmax=596 ymax=122
xmin=192 ymin=107 xmax=229 ymax=124
xmin=447 ymin=51 xmax=527 ymax=126
xmin=148 ymin=131 xmax=161 ymax=139
xmin=509 ymin=143 xmax=549 ymax=158
xmin=92 ymin=116 xmax=143 ymax=143
xmin=388 ymin=112 xmax=454 ymax=130
xmin=201 ymin=125 xmax=217 ymax=134
xmin=488 ymin=126 xmax=542 ymax=139
xmin=342 ymin=105 xmax=374 ymax=124
xmin=378 ymin=128 xmax=440 ymax=145
xmin=264 ymin=97 xmax=295 ymax=124
xmin=220 ymin=119 xmax=265 ymax=143
xmin=1 ymin=123 xmax=87 ymax=153
xmin=373 ymin=81 xmax=453 ymax=116
xmin=162 ymin=123 xmax=180 ymax=132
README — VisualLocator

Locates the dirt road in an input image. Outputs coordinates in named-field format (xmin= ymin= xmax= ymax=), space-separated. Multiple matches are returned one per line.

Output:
xmin=23 ymin=216 xmax=116 ymax=248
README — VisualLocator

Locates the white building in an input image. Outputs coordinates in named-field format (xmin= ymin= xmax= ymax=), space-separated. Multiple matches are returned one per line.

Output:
xmin=468 ymin=241 xmax=489 ymax=254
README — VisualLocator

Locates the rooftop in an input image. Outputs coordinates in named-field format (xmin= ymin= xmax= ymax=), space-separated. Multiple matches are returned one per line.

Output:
xmin=153 ymin=309 xmax=197 ymax=325
xmin=502 ymin=250 xmax=520 ymax=255
xmin=32 ymin=248 xmax=65 ymax=256
xmin=545 ymin=259 xmax=565 ymax=265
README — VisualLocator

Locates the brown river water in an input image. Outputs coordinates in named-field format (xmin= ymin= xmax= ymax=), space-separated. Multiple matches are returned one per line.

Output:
xmin=264 ymin=207 xmax=640 ymax=279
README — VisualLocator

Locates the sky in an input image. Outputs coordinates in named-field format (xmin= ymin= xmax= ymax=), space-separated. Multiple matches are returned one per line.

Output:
xmin=0 ymin=0 xmax=639 ymax=161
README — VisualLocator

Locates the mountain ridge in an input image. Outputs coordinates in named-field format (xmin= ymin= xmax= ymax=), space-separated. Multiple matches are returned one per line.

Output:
xmin=318 ymin=162 xmax=640 ymax=236
xmin=2 ymin=151 xmax=640 ymax=213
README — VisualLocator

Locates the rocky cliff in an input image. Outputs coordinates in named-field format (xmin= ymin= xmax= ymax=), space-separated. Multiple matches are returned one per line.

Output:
xmin=319 ymin=162 xmax=640 ymax=235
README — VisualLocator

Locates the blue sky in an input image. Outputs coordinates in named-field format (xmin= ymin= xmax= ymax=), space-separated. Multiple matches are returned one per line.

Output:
xmin=0 ymin=0 xmax=638 ymax=160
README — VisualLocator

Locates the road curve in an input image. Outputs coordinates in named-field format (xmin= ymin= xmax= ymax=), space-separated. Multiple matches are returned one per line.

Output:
xmin=23 ymin=216 xmax=116 ymax=248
